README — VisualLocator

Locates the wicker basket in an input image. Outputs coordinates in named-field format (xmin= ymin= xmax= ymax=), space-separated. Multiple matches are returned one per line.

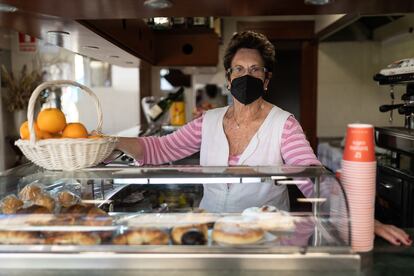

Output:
xmin=15 ymin=80 xmax=118 ymax=171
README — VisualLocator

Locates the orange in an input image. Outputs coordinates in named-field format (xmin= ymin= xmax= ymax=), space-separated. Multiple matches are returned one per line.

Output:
xmin=62 ymin=123 xmax=88 ymax=138
xmin=40 ymin=131 xmax=53 ymax=139
xmin=37 ymin=108 xmax=67 ymax=134
xmin=19 ymin=121 xmax=44 ymax=140
xmin=51 ymin=133 xmax=62 ymax=139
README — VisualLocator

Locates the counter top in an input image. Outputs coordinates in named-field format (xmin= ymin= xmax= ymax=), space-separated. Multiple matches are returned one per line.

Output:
xmin=1 ymin=232 xmax=413 ymax=276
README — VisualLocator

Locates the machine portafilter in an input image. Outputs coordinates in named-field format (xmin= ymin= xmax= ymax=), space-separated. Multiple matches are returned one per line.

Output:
xmin=379 ymin=83 xmax=414 ymax=129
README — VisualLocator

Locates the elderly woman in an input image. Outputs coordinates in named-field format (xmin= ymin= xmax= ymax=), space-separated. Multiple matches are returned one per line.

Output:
xmin=116 ymin=31 xmax=411 ymax=245
xmin=118 ymin=31 xmax=319 ymax=211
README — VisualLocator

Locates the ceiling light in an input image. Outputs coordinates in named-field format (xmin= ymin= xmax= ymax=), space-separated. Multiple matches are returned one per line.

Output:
xmin=83 ymin=45 xmax=100 ymax=50
xmin=144 ymin=0 xmax=172 ymax=9
xmin=304 ymin=0 xmax=331 ymax=5
xmin=46 ymin=31 xmax=70 ymax=47
xmin=0 ymin=3 xmax=17 ymax=12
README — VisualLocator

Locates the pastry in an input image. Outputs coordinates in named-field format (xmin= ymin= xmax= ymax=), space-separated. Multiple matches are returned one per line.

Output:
xmin=16 ymin=205 xmax=53 ymax=225
xmin=45 ymin=232 xmax=101 ymax=245
xmin=180 ymin=230 xmax=207 ymax=245
xmin=16 ymin=205 xmax=50 ymax=214
xmin=18 ymin=184 xmax=42 ymax=201
xmin=0 ymin=195 xmax=23 ymax=214
xmin=0 ymin=231 xmax=43 ymax=244
xmin=57 ymin=191 xmax=80 ymax=207
xmin=33 ymin=193 xmax=56 ymax=212
xmin=112 ymin=228 xmax=169 ymax=245
xmin=212 ymin=216 xmax=264 ymax=245
xmin=242 ymin=205 xmax=296 ymax=231
xmin=83 ymin=206 xmax=112 ymax=226
xmin=59 ymin=204 xmax=89 ymax=225
xmin=171 ymin=224 xmax=208 ymax=245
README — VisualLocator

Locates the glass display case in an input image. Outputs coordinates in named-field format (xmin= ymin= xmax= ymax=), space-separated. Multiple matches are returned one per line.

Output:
xmin=0 ymin=164 xmax=359 ymax=272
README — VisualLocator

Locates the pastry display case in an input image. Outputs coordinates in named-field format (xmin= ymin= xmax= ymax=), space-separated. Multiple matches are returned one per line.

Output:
xmin=0 ymin=164 xmax=360 ymax=272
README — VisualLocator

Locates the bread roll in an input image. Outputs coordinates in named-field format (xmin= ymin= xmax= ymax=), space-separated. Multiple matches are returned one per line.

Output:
xmin=0 ymin=195 xmax=23 ymax=214
xmin=113 ymin=228 xmax=169 ymax=245
xmin=18 ymin=184 xmax=42 ymax=201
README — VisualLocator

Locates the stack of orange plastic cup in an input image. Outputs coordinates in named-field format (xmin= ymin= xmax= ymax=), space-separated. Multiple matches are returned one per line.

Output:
xmin=341 ymin=123 xmax=376 ymax=252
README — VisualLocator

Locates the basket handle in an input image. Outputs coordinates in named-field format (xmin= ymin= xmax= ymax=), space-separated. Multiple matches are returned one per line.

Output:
xmin=28 ymin=80 xmax=103 ymax=144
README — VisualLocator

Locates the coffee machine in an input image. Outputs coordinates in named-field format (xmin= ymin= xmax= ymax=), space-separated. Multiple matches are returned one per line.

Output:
xmin=373 ymin=62 xmax=414 ymax=227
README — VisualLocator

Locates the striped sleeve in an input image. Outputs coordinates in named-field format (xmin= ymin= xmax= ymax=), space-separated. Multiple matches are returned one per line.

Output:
xmin=281 ymin=116 xmax=321 ymax=197
xmin=139 ymin=115 xmax=203 ymax=165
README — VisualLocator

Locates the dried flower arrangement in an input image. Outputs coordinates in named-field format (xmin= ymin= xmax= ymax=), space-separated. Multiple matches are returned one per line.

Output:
xmin=1 ymin=65 xmax=44 ymax=112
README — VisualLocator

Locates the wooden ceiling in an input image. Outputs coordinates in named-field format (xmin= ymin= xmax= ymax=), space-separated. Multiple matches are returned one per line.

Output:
xmin=0 ymin=0 xmax=413 ymax=19
xmin=0 ymin=0 xmax=413 ymax=68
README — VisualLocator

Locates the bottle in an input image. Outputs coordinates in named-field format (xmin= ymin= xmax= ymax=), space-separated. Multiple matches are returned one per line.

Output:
xmin=169 ymin=91 xmax=186 ymax=126
xmin=147 ymin=87 xmax=184 ymax=122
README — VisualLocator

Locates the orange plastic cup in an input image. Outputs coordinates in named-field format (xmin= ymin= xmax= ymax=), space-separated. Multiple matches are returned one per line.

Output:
xmin=343 ymin=124 xmax=375 ymax=162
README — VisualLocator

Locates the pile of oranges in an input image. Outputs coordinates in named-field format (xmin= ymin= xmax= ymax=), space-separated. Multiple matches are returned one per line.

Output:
xmin=19 ymin=108 xmax=101 ymax=140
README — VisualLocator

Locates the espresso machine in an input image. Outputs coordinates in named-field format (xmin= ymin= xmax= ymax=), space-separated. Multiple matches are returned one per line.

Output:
xmin=373 ymin=62 xmax=414 ymax=227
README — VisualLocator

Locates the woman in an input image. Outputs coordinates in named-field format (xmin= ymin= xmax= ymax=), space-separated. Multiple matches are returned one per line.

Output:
xmin=118 ymin=31 xmax=319 ymax=212
xmin=116 ymin=31 xmax=410 ymax=245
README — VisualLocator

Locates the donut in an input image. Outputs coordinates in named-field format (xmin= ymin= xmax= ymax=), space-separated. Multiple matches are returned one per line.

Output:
xmin=112 ymin=228 xmax=169 ymax=245
xmin=212 ymin=216 xmax=264 ymax=245
xmin=171 ymin=224 xmax=208 ymax=245
xmin=0 ymin=195 xmax=23 ymax=214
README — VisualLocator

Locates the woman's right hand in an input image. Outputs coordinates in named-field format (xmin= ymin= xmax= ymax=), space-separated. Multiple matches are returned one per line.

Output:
xmin=115 ymin=137 xmax=144 ymax=162
xmin=374 ymin=220 xmax=412 ymax=246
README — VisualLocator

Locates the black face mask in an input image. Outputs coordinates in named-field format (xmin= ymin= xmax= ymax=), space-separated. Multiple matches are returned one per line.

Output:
xmin=230 ymin=75 xmax=264 ymax=105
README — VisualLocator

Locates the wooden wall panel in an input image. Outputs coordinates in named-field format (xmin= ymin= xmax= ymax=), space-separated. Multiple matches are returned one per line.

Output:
xmin=154 ymin=31 xmax=219 ymax=66
xmin=238 ymin=21 xmax=315 ymax=40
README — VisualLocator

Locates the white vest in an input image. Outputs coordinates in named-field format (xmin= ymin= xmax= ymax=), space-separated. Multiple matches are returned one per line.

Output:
xmin=199 ymin=105 xmax=292 ymax=212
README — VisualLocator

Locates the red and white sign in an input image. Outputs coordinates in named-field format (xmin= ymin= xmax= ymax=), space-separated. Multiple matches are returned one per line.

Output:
xmin=18 ymin=32 xmax=37 ymax=52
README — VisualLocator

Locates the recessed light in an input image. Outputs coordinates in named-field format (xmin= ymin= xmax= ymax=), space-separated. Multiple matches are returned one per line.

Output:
xmin=46 ymin=31 xmax=70 ymax=47
xmin=125 ymin=61 xmax=134 ymax=65
xmin=47 ymin=31 xmax=70 ymax=36
xmin=0 ymin=4 xmax=18 ymax=13
xmin=143 ymin=0 xmax=172 ymax=9
xmin=109 ymin=55 xmax=120 ymax=58
xmin=304 ymin=0 xmax=331 ymax=5
xmin=83 ymin=45 xmax=100 ymax=50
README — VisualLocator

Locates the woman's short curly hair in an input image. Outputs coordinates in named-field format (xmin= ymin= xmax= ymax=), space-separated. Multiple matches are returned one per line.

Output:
xmin=223 ymin=31 xmax=275 ymax=78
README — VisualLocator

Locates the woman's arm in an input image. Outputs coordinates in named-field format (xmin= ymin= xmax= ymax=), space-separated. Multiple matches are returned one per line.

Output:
xmin=280 ymin=116 xmax=321 ymax=198
xmin=116 ymin=115 xmax=203 ymax=165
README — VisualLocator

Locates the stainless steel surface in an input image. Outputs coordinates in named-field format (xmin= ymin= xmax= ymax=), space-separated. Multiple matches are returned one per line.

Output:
xmin=375 ymin=127 xmax=414 ymax=155
xmin=0 ymin=253 xmax=360 ymax=271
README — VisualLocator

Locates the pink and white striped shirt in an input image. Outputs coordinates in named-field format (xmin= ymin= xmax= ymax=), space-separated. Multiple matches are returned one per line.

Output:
xmin=138 ymin=114 xmax=321 ymax=197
